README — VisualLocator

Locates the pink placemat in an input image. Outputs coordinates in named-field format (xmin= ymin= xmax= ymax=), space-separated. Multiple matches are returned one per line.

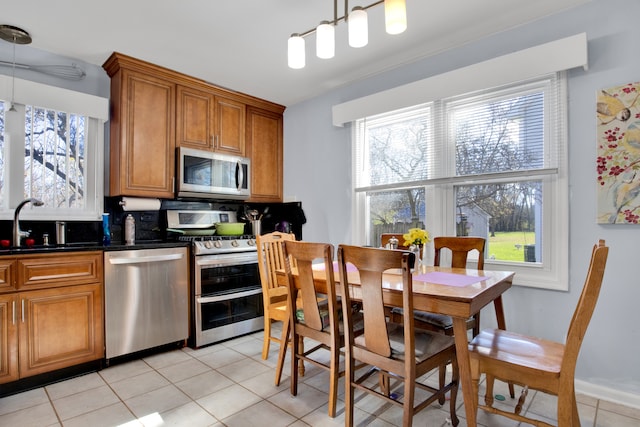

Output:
xmin=415 ymin=271 xmax=484 ymax=287
xmin=312 ymin=261 xmax=358 ymax=272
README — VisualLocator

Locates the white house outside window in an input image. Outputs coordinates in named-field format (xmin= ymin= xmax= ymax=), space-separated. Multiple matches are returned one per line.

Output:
xmin=353 ymin=73 xmax=568 ymax=290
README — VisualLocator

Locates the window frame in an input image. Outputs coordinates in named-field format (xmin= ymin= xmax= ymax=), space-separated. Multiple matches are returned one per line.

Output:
xmin=352 ymin=73 xmax=569 ymax=291
xmin=0 ymin=76 xmax=107 ymax=221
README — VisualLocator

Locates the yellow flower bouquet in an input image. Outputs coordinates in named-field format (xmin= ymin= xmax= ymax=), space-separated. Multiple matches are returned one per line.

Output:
xmin=402 ymin=228 xmax=430 ymax=247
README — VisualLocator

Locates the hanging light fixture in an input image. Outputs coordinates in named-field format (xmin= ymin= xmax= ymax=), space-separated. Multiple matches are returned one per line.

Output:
xmin=0 ymin=25 xmax=32 ymax=112
xmin=316 ymin=21 xmax=335 ymax=59
xmin=288 ymin=33 xmax=306 ymax=69
xmin=287 ymin=0 xmax=407 ymax=69
xmin=348 ymin=6 xmax=368 ymax=48
xmin=384 ymin=0 xmax=407 ymax=35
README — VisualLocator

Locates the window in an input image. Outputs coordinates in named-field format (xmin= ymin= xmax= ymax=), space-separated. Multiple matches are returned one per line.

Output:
xmin=353 ymin=73 xmax=568 ymax=290
xmin=0 ymin=80 xmax=105 ymax=221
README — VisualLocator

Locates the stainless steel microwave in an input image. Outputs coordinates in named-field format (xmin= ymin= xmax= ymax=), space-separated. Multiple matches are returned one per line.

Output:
xmin=177 ymin=147 xmax=251 ymax=200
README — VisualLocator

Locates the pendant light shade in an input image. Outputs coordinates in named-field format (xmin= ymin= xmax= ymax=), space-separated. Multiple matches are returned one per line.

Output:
xmin=316 ymin=21 xmax=335 ymax=59
xmin=384 ymin=0 xmax=407 ymax=35
xmin=287 ymin=1 xmax=408 ymax=68
xmin=288 ymin=33 xmax=306 ymax=69
xmin=348 ymin=6 xmax=368 ymax=48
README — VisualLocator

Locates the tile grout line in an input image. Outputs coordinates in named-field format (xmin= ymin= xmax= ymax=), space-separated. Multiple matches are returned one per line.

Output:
xmin=43 ymin=386 xmax=63 ymax=426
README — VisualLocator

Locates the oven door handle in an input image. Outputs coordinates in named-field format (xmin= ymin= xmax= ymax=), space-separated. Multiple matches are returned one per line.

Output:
xmin=197 ymin=288 xmax=262 ymax=303
xmin=196 ymin=256 xmax=256 ymax=268
xmin=108 ymin=253 xmax=185 ymax=265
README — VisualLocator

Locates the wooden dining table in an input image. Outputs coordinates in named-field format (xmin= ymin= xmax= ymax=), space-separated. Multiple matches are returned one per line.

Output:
xmin=276 ymin=263 xmax=515 ymax=426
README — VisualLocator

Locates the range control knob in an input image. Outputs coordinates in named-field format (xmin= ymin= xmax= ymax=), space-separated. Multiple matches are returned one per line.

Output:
xmin=214 ymin=240 xmax=223 ymax=248
xmin=231 ymin=240 xmax=240 ymax=247
xmin=247 ymin=239 xmax=256 ymax=246
xmin=204 ymin=240 xmax=214 ymax=249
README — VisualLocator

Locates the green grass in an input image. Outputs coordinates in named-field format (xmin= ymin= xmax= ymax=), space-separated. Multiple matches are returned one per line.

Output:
xmin=487 ymin=231 xmax=536 ymax=262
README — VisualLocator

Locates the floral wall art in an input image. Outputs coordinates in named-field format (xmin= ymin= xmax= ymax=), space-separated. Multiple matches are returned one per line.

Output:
xmin=597 ymin=81 xmax=640 ymax=224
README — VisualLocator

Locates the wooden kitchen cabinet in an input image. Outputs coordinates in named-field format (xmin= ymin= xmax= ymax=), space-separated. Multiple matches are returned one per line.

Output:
xmin=0 ymin=257 xmax=17 ymax=292
xmin=0 ymin=293 xmax=19 ymax=383
xmin=247 ymin=106 xmax=283 ymax=202
xmin=103 ymin=54 xmax=176 ymax=198
xmin=104 ymin=52 xmax=285 ymax=200
xmin=0 ymin=251 xmax=104 ymax=384
xmin=18 ymin=283 xmax=102 ymax=378
xmin=176 ymin=85 xmax=246 ymax=155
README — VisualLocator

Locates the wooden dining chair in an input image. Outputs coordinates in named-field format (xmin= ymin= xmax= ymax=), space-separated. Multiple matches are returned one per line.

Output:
xmin=337 ymin=245 xmax=460 ymax=427
xmin=280 ymin=240 xmax=363 ymax=418
xmin=389 ymin=236 xmax=496 ymax=399
xmin=405 ymin=236 xmax=486 ymax=336
xmin=469 ymin=239 xmax=609 ymax=427
xmin=256 ymin=231 xmax=303 ymax=383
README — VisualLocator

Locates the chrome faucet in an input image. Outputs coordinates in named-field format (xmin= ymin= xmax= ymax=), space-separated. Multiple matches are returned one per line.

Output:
xmin=13 ymin=198 xmax=44 ymax=247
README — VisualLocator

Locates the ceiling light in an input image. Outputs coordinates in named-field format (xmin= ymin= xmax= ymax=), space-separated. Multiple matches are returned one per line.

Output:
xmin=316 ymin=21 xmax=335 ymax=59
xmin=287 ymin=0 xmax=408 ymax=69
xmin=348 ymin=7 xmax=368 ymax=48
xmin=385 ymin=0 xmax=407 ymax=35
xmin=288 ymin=34 xmax=305 ymax=69
xmin=0 ymin=25 xmax=32 ymax=112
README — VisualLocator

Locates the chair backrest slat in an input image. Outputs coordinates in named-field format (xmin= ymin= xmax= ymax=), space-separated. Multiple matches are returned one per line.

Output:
xmin=257 ymin=231 xmax=296 ymax=292
xmin=284 ymin=241 xmax=337 ymax=333
xmin=434 ymin=236 xmax=486 ymax=269
xmin=338 ymin=245 xmax=414 ymax=358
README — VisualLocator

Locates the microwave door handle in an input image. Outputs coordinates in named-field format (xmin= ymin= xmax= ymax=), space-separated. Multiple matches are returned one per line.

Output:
xmin=236 ymin=160 xmax=244 ymax=191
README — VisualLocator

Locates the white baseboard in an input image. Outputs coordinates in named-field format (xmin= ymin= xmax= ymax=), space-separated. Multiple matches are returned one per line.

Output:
xmin=575 ymin=379 xmax=640 ymax=409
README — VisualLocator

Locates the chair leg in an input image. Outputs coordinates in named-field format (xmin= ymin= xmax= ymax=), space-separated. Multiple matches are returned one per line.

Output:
xmin=557 ymin=385 xmax=580 ymax=427
xmin=262 ymin=317 xmax=272 ymax=360
xmin=290 ymin=326 xmax=299 ymax=397
xmin=571 ymin=393 xmax=580 ymax=427
xmin=327 ymin=342 xmax=340 ymax=417
xmin=345 ymin=353 xmax=355 ymax=427
xmin=450 ymin=357 xmax=460 ymax=427
xmin=403 ymin=373 xmax=415 ymax=427
xmin=274 ymin=319 xmax=289 ymax=386
xmin=438 ymin=363 xmax=446 ymax=405
xmin=298 ymin=335 xmax=305 ymax=376
xmin=472 ymin=312 xmax=480 ymax=337
xmin=484 ymin=374 xmax=495 ymax=407
xmin=379 ymin=371 xmax=390 ymax=396
xmin=515 ymin=386 xmax=528 ymax=414
xmin=508 ymin=382 xmax=516 ymax=398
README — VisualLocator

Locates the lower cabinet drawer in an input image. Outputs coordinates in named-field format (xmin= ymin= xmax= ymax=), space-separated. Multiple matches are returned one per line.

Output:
xmin=18 ymin=252 xmax=102 ymax=290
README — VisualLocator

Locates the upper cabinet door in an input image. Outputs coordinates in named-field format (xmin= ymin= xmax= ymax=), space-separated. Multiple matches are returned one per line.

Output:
xmin=176 ymin=85 xmax=215 ymax=151
xmin=176 ymin=86 xmax=245 ymax=156
xmin=109 ymin=68 xmax=176 ymax=198
xmin=247 ymin=107 xmax=283 ymax=202
xmin=214 ymin=96 xmax=246 ymax=156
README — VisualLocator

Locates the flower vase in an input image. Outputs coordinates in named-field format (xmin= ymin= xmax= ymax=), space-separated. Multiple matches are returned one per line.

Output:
xmin=421 ymin=244 xmax=429 ymax=270
xmin=410 ymin=245 xmax=422 ymax=270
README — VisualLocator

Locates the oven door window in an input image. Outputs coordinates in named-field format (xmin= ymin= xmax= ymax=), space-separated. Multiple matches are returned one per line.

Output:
xmin=198 ymin=291 xmax=264 ymax=331
xmin=198 ymin=262 xmax=259 ymax=295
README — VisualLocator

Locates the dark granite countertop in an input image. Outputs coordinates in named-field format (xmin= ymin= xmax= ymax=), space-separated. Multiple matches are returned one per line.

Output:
xmin=0 ymin=241 xmax=189 ymax=256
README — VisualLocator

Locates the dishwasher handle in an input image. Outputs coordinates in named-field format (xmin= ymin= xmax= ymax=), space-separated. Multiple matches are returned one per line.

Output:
xmin=108 ymin=253 xmax=185 ymax=265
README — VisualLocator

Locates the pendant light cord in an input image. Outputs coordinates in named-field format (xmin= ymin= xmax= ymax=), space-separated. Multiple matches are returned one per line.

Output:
xmin=9 ymin=35 xmax=17 ymax=111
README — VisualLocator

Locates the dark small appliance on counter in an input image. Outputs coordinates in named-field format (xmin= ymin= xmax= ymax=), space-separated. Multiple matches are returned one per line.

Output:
xmin=247 ymin=201 xmax=306 ymax=240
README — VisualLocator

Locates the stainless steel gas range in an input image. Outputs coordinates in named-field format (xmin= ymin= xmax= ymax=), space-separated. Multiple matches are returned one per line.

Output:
xmin=167 ymin=210 xmax=263 ymax=348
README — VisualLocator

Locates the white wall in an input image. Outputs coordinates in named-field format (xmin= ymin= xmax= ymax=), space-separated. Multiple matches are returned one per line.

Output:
xmin=284 ymin=0 xmax=640 ymax=404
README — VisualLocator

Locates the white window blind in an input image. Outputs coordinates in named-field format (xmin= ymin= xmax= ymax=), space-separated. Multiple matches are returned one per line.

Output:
xmin=353 ymin=73 xmax=569 ymax=290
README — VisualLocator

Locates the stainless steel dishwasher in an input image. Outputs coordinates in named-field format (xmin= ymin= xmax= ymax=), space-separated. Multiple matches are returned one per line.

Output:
xmin=104 ymin=247 xmax=189 ymax=359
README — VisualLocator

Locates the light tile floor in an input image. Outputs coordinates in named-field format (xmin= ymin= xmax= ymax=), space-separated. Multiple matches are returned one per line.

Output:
xmin=1 ymin=326 xmax=639 ymax=427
